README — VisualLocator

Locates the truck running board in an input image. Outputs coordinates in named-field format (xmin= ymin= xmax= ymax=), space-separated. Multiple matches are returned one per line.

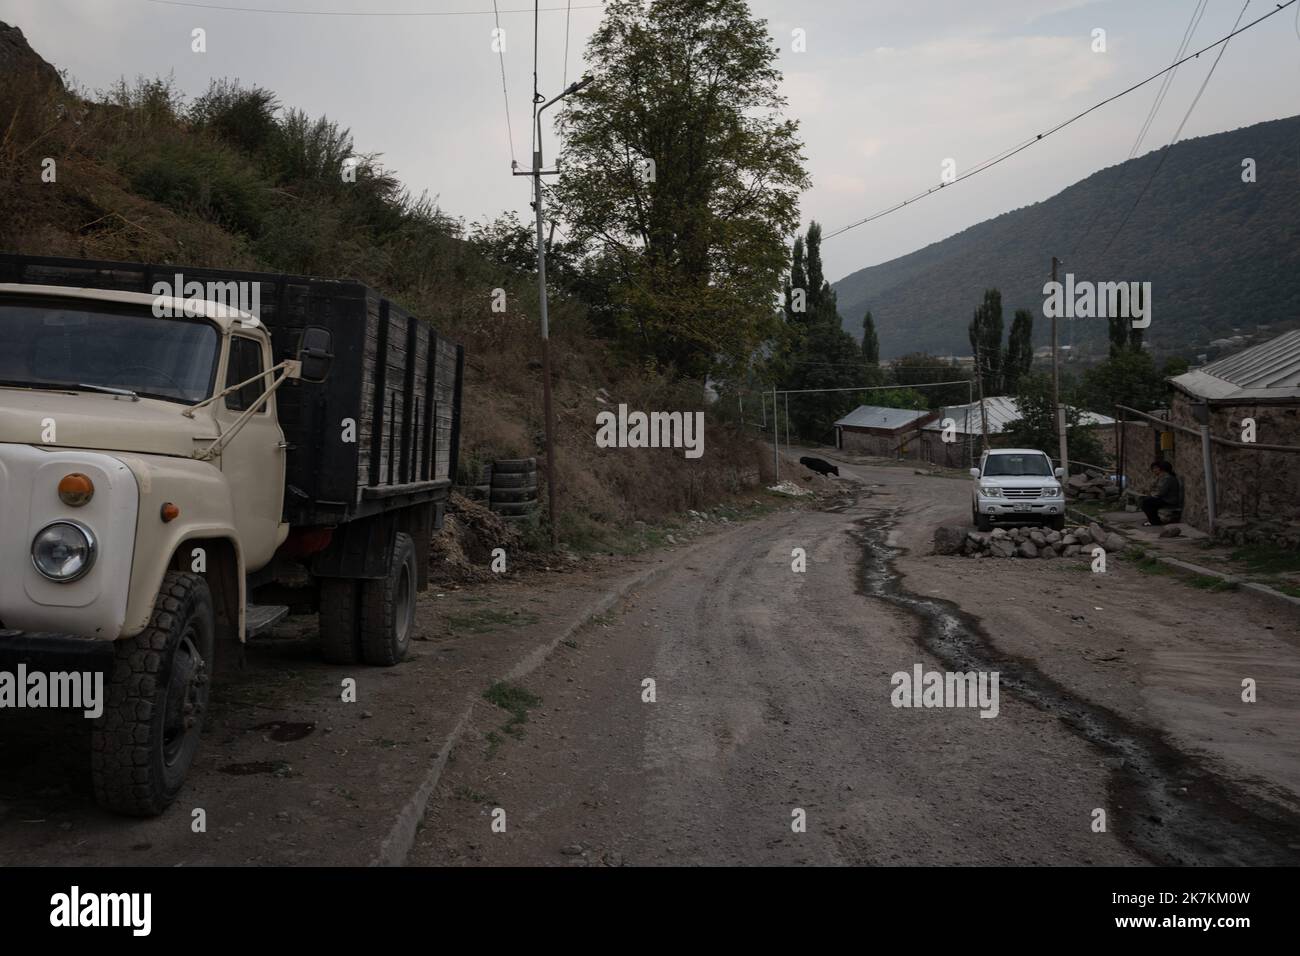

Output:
xmin=245 ymin=604 xmax=290 ymax=638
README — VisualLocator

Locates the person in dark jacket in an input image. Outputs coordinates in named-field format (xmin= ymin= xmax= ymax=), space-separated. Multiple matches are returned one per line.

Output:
xmin=1141 ymin=460 xmax=1181 ymax=526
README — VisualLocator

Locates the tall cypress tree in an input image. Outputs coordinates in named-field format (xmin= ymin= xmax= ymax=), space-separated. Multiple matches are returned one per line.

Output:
xmin=1004 ymin=308 xmax=1034 ymax=391
xmin=968 ymin=288 xmax=1004 ymax=396
xmin=861 ymin=310 xmax=880 ymax=365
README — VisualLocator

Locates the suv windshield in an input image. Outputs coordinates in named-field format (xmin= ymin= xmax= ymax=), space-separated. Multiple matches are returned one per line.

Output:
xmin=983 ymin=454 xmax=1052 ymax=477
xmin=0 ymin=298 xmax=219 ymax=404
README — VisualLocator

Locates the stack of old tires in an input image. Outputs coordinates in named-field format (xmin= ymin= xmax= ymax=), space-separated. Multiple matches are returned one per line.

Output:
xmin=489 ymin=457 xmax=538 ymax=523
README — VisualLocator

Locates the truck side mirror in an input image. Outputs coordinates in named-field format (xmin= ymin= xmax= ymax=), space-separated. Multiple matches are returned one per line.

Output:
xmin=297 ymin=327 xmax=333 ymax=383
xmin=969 ymin=467 xmax=980 ymax=478
xmin=1054 ymin=467 xmax=1065 ymax=479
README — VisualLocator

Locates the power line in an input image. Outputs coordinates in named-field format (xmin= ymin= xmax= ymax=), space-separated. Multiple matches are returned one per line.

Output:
xmin=1131 ymin=0 xmax=1209 ymax=159
xmin=143 ymin=0 xmax=601 ymax=15
xmin=492 ymin=0 xmax=518 ymax=167
xmin=1099 ymin=0 xmax=1254 ymax=256
xmin=823 ymin=0 xmax=1298 ymax=242
xmin=1070 ymin=0 xmax=1209 ymax=263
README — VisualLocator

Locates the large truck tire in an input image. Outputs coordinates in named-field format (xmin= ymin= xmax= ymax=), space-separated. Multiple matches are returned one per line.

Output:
xmin=319 ymin=578 xmax=362 ymax=664
xmin=359 ymin=532 xmax=417 ymax=666
xmin=492 ymin=457 xmax=536 ymax=474
xmin=489 ymin=487 xmax=538 ymax=504
xmin=490 ymin=472 xmax=537 ymax=489
xmin=91 ymin=571 xmax=214 ymax=817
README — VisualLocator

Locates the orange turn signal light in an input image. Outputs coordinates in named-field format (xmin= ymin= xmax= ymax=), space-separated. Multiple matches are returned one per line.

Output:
xmin=58 ymin=473 xmax=94 ymax=506
xmin=160 ymin=502 xmax=180 ymax=522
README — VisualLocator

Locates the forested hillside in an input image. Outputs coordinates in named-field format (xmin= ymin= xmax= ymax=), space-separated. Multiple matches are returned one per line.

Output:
xmin=833 ymin=115 xmax=1300 ymax=358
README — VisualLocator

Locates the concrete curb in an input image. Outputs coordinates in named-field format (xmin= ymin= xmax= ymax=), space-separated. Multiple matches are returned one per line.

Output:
xmin=1072 ymin=508 xmax=1300 ymax=611
xmin=368 ymin=558 xmax=673 ymax=867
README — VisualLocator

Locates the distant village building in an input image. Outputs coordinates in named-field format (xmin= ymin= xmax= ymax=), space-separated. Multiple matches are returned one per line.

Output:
xmin=833 ymin=405 xmax=939 ymax=457
xmin=1166 ymin=329 xmax=1300 ymax=536
xmin=915 ymin=396 xmax=1115 ymax=469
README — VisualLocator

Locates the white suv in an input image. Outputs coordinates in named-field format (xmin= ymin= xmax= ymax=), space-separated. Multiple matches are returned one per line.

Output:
xmin=970 ymin=448 xmax=1066 ymax=531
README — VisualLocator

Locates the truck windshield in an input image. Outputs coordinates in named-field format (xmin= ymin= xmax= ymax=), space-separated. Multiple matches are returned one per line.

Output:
xmin=0 ymin=299 xmax=219 ymax=404
xmin=983 ymin=454 xmax=1052 ymax=477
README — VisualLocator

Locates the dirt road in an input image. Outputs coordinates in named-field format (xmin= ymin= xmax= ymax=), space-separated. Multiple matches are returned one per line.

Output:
xmin=413 ymin=457 xmax=1300 ymax=866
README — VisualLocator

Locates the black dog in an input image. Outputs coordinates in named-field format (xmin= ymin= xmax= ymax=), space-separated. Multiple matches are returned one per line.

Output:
xmin=799 ymin=456 xmax=839 ymax=477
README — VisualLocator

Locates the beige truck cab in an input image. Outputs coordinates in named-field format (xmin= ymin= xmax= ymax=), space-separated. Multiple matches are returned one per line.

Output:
xmin=0 ymin=255 xmax=463 ymax=816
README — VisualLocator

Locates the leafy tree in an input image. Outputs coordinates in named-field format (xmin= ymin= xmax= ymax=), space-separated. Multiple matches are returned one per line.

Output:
xmin=1004 ymin=308 xmax=1034 ymax=392
xmin=889 ymin=352 xmax=972 ymax=408
xmin=861 ymin=310 xmax=879 ymax=365
xmin=784 ymin=321 xmax=870 ymax=442
xmin=1006 ymin=372 xmax=1103 ymax=467
xmin=968 ymin=288 xmax=1003 ymax=396
xmin=782 ymin=235 xmax=806 ymax=325
xmin=553 ymin=0 xmax=809 ymax=378
xmin=1080 ymin=347 xmax=1171 ymax=413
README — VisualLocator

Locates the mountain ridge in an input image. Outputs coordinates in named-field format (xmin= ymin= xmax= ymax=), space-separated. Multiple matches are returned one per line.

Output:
xmin=831 ymin=115 xmax=1300 ymax=359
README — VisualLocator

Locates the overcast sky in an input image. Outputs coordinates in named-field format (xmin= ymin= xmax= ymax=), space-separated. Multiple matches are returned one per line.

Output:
xmin=4 ymin=0 xmax=1297 ymax=282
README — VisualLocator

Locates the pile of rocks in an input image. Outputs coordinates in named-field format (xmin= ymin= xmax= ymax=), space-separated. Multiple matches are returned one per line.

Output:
xmin=934 ymin=522 xmax=1129 ymax=559
xmin=1066 ymin=472 xmax=1121 ymax=500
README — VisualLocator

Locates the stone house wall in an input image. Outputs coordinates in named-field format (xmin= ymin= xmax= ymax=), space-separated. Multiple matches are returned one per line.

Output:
xmin=1168 ymin=395 xmax=1300 ymax=532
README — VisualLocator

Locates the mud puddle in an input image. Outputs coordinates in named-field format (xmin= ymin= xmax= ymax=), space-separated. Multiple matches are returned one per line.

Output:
xmin=853 ymin=513 xmax=1300 ymax=865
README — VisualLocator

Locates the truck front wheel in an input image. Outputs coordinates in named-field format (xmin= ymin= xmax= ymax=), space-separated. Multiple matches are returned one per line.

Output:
xmin=359 ymin=532 xmax=417 ymax=666
xmin=91 ymin=572 xmax=214 ymax=816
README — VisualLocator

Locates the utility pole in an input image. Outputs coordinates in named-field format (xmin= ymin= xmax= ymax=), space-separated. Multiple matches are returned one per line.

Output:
xmin=974 ymin=341 xmax=989 ymax=454
xmin=513 ymin=74 xmax=593 ymax=550
xmin=1051 ymin=256 xmax=1069 ymax=478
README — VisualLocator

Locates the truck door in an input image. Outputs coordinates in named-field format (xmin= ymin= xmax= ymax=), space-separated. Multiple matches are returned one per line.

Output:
xmin=215 ymin=332 xmax=288 ymax=569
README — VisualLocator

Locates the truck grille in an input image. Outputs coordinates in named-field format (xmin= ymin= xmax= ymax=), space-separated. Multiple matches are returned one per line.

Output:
xmin=1003 ymin=488 xmax=1042 ymax=499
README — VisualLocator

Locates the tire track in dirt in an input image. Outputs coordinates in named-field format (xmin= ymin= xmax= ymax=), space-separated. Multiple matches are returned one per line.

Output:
xmin=855 ymin=508 xmax=1300 ymax=865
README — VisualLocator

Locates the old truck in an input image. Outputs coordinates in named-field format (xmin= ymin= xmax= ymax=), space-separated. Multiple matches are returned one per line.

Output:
xmin=0 ymin=253 xmax=463 ymax=815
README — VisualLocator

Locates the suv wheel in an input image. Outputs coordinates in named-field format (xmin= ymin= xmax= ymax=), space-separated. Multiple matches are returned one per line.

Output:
xmin=975 ymin=511 xmax=992 ymax=532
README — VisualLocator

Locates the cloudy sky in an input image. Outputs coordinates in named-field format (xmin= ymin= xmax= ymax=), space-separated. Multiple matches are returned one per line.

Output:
xmin=3 ymin=0 xmax=1297 ymax=282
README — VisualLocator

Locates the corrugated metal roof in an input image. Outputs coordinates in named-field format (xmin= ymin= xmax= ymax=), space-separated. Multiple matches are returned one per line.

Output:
xmin=921 ymin=397 xmax=1114 ymax=435
xmin=833 ymin=405 xmax=934 ymax=430
xmin=1170 ymin=329 xmax=1300 ymax=401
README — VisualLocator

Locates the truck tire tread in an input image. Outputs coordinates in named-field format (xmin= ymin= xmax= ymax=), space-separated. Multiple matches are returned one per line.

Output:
xmin=91 ymin=571 xmax=214 ymax=817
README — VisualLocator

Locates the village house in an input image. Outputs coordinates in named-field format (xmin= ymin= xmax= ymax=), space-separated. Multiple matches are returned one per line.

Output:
xmin=915 ymin=396 xmax=1117 ymax=469
xmin=833 ymin=405 xmax=939 ymax=457
xmin=1165 ymin=329 xmax=1300 ymax=542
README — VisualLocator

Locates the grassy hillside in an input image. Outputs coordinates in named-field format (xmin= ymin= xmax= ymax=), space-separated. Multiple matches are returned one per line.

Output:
xmin=833 ymin=115 xmax=1300 ymax=359
xmin=0 ymin=23 xmax=772 ymax=552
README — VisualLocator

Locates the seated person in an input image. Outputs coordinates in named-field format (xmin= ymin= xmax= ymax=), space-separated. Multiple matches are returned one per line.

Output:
xmin=1141 ymin=459 xmax=1182 ymax=526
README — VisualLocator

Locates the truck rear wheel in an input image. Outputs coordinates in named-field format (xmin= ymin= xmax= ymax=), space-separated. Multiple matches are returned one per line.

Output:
xmin=319 ymin=578 xmax=362 ymax=664
xmin=91 ymin=572 xmax=214 ymax=817
xmin=359 ymin=532 xmax=417 ymax=666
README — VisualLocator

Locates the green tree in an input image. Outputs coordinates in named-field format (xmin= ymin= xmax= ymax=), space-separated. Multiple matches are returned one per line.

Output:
xmin=861 ymin=310 xmax=879 ymax=365
xmin=1080 ymin=347 xmax=1170 ymax=413
xmin=1004 ymin=308 xmax=1034 ymax=392
xmin=784 ymin=321 xmax=870 ymax=442
xmin=889 ymin=352 xmax=972 ymax=408
xmin=968 ymin=289 xmax=1004 ymax=396
xmin=1006 ymin=372 xmax=1103 ymax=466
xmin=553 ymin=0 xmax=809 ymax=378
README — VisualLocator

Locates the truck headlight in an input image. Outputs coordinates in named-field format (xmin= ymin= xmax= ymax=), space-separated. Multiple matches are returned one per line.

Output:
xmin=978 ymin=484 xmax=1002 ymax=497
xmin=31 ymin=520 xmax=97 ymax=582
xmin=1042 ymin=484 xmax=1062 ymax=497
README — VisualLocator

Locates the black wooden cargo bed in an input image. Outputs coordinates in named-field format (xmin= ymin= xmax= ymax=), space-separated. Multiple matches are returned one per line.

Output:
xmin=0 ymin=254 xmax=463 ymax=528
